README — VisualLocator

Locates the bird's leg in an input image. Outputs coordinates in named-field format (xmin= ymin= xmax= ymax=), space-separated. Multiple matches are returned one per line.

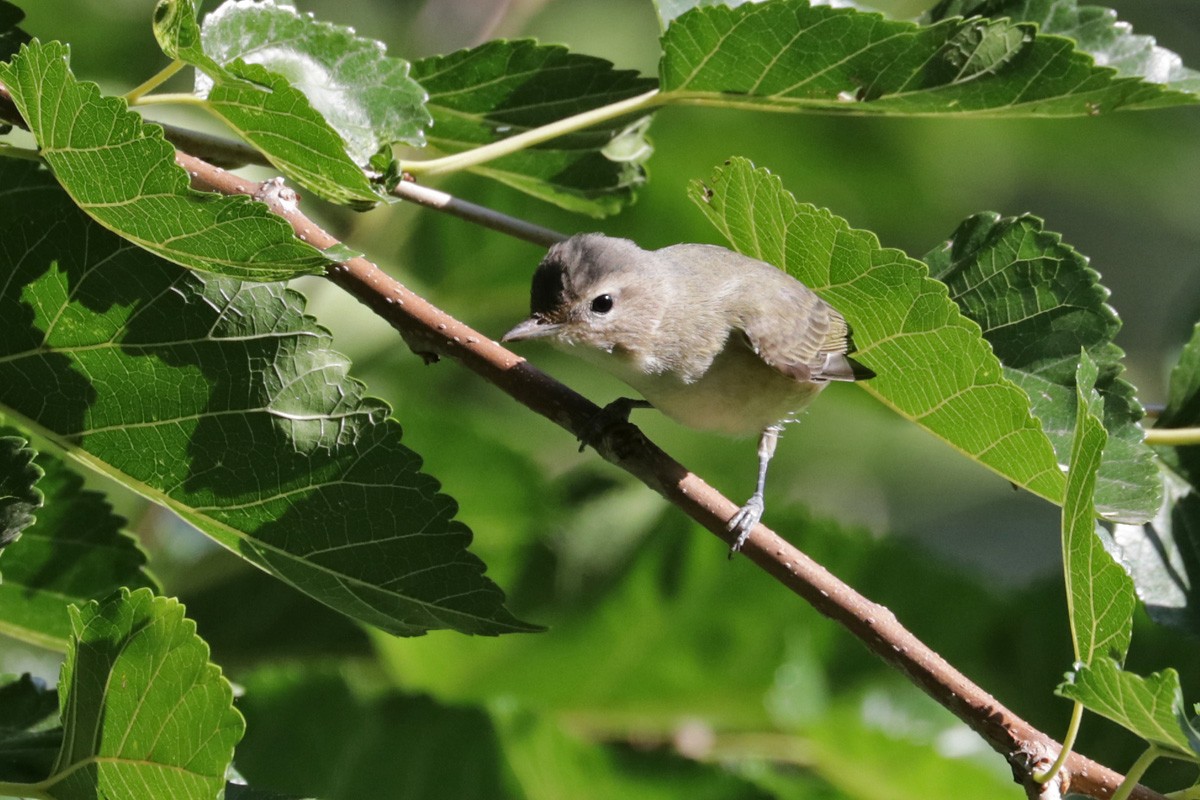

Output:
xmin=728 ymin=424 xmax=782 ymax=555
xmin=577 ymin=397 xmax=653 ymax=452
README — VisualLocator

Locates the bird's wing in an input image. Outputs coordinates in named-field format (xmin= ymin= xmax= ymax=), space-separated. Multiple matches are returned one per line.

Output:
xmin=737 ymin=284 xmax=870 ymax=383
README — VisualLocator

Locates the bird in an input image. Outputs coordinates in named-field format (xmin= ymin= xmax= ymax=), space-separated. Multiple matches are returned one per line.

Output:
xmin=503 ymin=233 xmax=874 ymax=553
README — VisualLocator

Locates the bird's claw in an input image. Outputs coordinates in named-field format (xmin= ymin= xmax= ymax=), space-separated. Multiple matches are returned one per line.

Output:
xmin=727 ymin=494 xmax=765 ymax=557
xmin=577 ymin=398 xmax=647 ymax=453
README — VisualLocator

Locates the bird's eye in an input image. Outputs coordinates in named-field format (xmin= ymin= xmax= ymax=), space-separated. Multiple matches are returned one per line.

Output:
xmin=591 ymin=294 xmax=614 ymax=314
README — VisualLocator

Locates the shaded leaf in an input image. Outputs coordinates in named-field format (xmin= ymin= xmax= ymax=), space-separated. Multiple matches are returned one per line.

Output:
xmin=0 ymin=157 xmax=532 ymax=637
xmin=42 ymin=588 xmax=244 ymax=799
xmin=411 ymin=40 xmax=658 ymax=217
xmin=0 ymin=428 xmax=156 ymax=652
xmin=688 ymin=158 xmax=1065 ymax=506
xmin=0 ymin=40 xmax=331 ymax=281
xmin=927 ymin=0 xmax=1200 ymax=94
xmin=1112 ymin=323 xmax=1200 ymax=635
xmin=1058 ymin=657 xmax=1199 ymax=759
xmin=0 ymin=674 xmax=59 ymax=784
xmin=659 ymin=0 xmax=1198 ymax=116
xmin=153 ymin=0 xmax=386 ymax=207
xmin=1061 ymin=354 xmax=1134 ymax=666
xmin=924 ymin=212 xmax=1159 ymax=523
xmin=0 ymin=432 xmax=41 ymax=550
xmin=0 ymin=0 xmax=30 ymax=62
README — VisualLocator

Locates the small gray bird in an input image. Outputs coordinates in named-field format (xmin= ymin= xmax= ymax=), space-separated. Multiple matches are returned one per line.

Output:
xmin=503 ymin=233 xmax=873 ymax=552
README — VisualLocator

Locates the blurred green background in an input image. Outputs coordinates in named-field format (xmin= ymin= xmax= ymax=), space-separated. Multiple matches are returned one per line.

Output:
xmin=6 ymin=1 xmax=1200 ymax=797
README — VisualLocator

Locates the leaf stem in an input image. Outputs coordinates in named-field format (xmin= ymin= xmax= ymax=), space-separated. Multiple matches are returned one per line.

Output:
xmin=1113 ymin=747 xmax=1163 ymax=800
xmin=130 ymin=92 xmax=210 ymax=108
xmin=1034 ymin=700 xmax=1085 ymax=784
xmin=124 ymin=59 xmax=187 ymax=103
xmin=1145 ymin=427 xmax=1200 ymax=446
xmin=400 ymin=88 xmax=663 ymax=177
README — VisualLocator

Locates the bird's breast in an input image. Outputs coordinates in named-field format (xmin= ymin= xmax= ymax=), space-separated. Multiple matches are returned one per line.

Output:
xmin=613 ymin=339 xmax=826 ymax=436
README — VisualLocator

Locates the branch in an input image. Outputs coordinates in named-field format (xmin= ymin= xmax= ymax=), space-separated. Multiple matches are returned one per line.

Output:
xmin=170 ymin=147 xmax=1167 ymax=800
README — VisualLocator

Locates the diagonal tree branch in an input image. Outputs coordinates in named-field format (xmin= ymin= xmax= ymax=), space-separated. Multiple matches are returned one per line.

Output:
xmin=0 ymin=84 xmax=1164 ymax=798
xmin=174 ymin=145 xmax=1163 ymax=800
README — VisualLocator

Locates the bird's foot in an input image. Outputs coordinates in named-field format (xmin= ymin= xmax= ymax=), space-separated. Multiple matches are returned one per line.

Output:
xmin=726 ymin=494 xmax=765 ymax=557
xmin=577 ymin=398 xmax=651 ymax=453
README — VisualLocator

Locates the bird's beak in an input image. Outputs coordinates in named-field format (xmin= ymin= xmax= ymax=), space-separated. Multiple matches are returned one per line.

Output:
xmin=502 ymin=317 xmax=562 ymax=342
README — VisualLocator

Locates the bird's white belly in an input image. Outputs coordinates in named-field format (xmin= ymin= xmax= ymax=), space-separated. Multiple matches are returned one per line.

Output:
xmin=580 ymin=341 xmax=824 ymax=437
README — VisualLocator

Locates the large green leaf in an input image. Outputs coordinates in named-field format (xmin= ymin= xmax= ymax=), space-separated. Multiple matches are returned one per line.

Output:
xmin=0 ymin=432 xmax=41 ymax=551
xmin=42 ymin=588 xmax=244 ymax=799
xmin=659 ymin=0 xmax=1198 ymax=116
xmin=411 ymin=40 xmax=658 ymax=217
xmin=1112 ymin=323 xmax=1200 ymax=635
xmin=0 ymin=40 xmax=332 ymax=281
xmin=1061 ymin=354 xmax=1134 ymax=666
xmin=1058 ymin=657 xmax=1199 ymax=760
xmin=152 ymin=0 xmax=391 ymax=207
xmin=927 ymin=0 xmax=1200 ymax=94
xmin=0 ymin=428 xmax=156 ymax=652
xmin=0 ymin=157 xmax=532 ymax=637
xmin=924 ymin=213 xmax=1159 ymax=523
xmin=687 ymin=158 xmax=1064 ymax=506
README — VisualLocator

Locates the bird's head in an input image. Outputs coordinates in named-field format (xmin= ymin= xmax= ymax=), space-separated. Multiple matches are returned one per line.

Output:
xmin=503 ymin=234 xmax=663 ymax=356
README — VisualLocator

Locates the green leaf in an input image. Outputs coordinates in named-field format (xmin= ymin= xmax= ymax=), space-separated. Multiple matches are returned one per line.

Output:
xmin=0 ymin=157 xmax=533 ymax=637
xmin=0 ymin=433 xmax=41 ymax=550
xmin=1061 ymin=353 xmax=1134 ymax=666
xmin=42 ymin=588 xmax=244 ymax=799
xmin=0 ymin=40 xmax=331 ymax=281
xmin=1112 ymin=323 xmax=1200 ymax=635
xmin=198 ymin=0 xmax=431 ymax=159
xmin=0 ymin=427 xmax=156 ymax=652
xmin=0 ymin=674 xmax=59 ymax=784
xmin=0 ymin=0 xmax=30 ymax=62
xmin=152 ymin=0 xmax=387 ymax=207
xmin=924 ymin=213 xmax=1160 ymax=523
xmin=688 ymin=158 xmax=1064 ymax=506
xmin=411 ymin=40 xmax=658 ymax=217
xmin=1058 ymin=657 xmax=1199 ymax=760
xmin=659 ymin=0 xmax=1198 ymax=116
xmin=927 ymin=0 xmax=1200 ymax=94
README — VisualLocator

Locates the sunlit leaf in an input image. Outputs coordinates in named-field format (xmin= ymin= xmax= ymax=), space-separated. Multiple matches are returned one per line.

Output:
xmin=1061 ymin=354 xmax=1134 ymax=666
xmin=1058 ymin=657 xmax=1199 ymax=760
xmin=0 ymin=157 xmax=533 ymax=637
xmin=927 ymin=0 xmax=1200 ymax=94
xmin=924 ymin=213 xmax=1159 ymax=523
xmin=411 ymin=40 xmax=657 ymax=217
xmin=0 ymin=40 xmax=331 ymax=280
xmin=688 ymin=158 xmax=1064 ymax=505
xmin=198 ymin=0 xmax=431 ymax=158
xmin=153 ymin=0 xmax=390 ymax=206
xmin=39 ymin=589 xmax=245 ymax=799
xmin=0 ymin=429 xmax=156 ymax=652
xmin=659 ymin=0 xmax=1198 ymax=116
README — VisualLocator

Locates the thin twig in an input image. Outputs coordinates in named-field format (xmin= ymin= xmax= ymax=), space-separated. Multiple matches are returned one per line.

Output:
xmin=172 ymin=148 xmax=1168 ymax=800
